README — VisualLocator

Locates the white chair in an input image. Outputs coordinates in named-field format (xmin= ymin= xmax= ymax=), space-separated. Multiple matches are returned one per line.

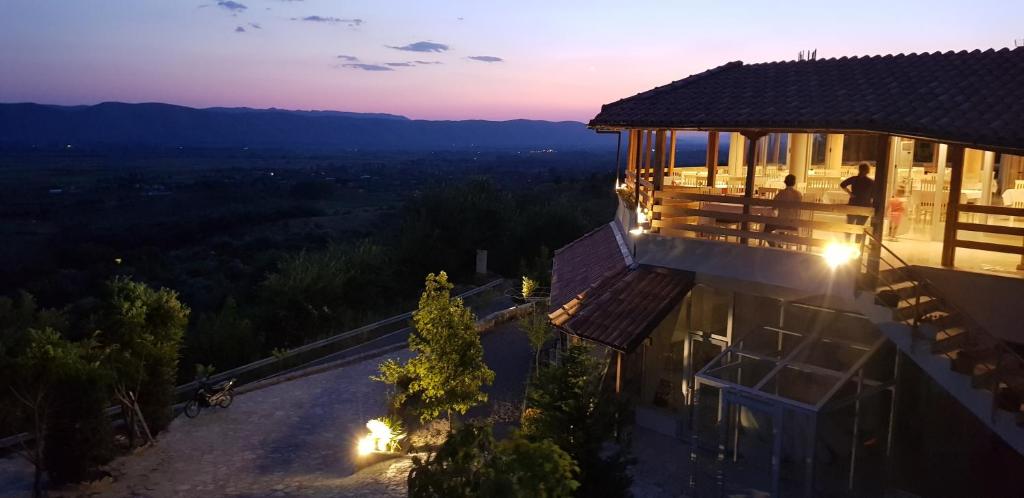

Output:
xmin=1004 ymin=189 xmax=1024 ymax=224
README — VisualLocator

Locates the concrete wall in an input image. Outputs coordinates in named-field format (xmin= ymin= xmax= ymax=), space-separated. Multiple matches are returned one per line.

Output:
xmin=635 ymin=233 xmax=859 ymax=297
xmin=912 ymin=265 xmax=1024 ymax=345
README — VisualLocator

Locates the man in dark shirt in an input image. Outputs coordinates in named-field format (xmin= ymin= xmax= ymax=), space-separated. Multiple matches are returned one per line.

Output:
xmin=840 ymin=162 xmax=874 ymax=241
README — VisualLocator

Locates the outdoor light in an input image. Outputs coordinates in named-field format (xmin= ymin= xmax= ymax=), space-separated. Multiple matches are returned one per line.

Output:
xmin=822 ymin=241 xmax=860 ymax=269
xmin=356 ymin=418 xmax=404 ymax=457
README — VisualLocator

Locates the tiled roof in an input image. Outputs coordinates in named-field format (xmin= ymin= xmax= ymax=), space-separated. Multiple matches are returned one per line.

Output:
xmin=590 ymin=48 xmax=1024 ymax=154
xmin=549 ymin=222 xmax=632 ymax=312
xmin=549 ymin=265 xmax=695 ymax=352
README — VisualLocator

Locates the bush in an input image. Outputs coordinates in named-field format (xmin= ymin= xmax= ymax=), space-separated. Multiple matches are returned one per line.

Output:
xmin=408 ymin=423 xmax=578 ymax=498
xmin=522 ymin=344 xmax=634 ymax=497
xmin=45 ymin=362 xmax=114 ymax=484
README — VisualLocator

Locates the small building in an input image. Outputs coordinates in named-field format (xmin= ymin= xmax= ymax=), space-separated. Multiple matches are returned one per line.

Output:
xmin=550 ymin=48 xmax=1024 ymax=497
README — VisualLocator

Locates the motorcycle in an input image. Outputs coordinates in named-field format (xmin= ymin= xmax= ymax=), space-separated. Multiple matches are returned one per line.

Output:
xmin=184 ymin=378 xmax=236 ymax=418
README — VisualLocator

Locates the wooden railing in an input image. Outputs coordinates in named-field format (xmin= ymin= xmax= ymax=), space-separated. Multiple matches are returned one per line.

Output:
xmin=651 ymin=188 xmax=874 ymax=250
xmin=953 ymin=204 xmax=1024 ymax=257
xmin=624 ymin=169 xmax=655 ymax=212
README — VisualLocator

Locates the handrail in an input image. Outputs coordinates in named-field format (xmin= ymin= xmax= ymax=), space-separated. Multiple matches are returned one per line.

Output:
xmin=861 ymin=229 xmax=1024 ymax=421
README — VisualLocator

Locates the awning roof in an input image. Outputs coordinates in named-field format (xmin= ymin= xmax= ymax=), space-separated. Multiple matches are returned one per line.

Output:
xmin=549 ymin=222 xmax=632 ymax=312
xmin=590 ymin=48 xmax=1024 ymax=154
xmin=550 ymin=265 xmax=695 ymax=353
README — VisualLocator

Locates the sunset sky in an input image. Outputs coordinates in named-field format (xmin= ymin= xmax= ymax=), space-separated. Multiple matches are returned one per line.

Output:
xmin=2 ymin=0 xmax=1021 ymax=121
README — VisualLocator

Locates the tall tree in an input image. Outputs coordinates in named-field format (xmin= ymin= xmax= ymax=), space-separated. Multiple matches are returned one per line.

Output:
xmin=522 ymin=344 xmax=633 ymax=497
xmin=377 ymin=272 xmax=494 ymax=425
xmin=517 ymin=309 xmax=551 ymax=373
xmin=0 ymin=327 xmax=110 ymax=496
xmin=93 ymin=277 xmax=189 ymax=445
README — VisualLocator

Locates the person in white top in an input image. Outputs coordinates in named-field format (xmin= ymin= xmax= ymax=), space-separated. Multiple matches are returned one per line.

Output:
xmin=764 ymin=174 xmax=802 ymax=247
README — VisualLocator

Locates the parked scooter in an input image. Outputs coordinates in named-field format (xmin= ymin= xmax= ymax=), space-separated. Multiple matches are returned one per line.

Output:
xmin=184 ymin=378 xmax=236 ymax=418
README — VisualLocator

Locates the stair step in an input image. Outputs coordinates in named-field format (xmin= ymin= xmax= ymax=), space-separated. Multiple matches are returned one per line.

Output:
xmin=919 ymin=310 xmax=962 ymax=330
xmin=879 ymin=279 xmax=929 ymax=300
xmin=878 ymin=267 xmax=912 ymax=286
xmin=951 ymin=345 xmax=1000 ymax=375
xmin=893 ymin=296 xmax=943 ymax=322
xmin=931 ymin=327 xmax=969 ymax=354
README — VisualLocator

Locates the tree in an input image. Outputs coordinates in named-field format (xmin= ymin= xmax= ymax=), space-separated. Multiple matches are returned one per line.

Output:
xmin=92 ymin=277 xmax=189 ymax=445
xmin=260 ymin=241 xmax=395 ymax=348
xmin=0 ymin=327 xmax=111 ymax=496
xmin=408 ymin=423 xmax=578 ymax=498
xmin=522 ymin=344 xmax=634 ymax=497
xmin=188 ymin=296 xmax=262 ymax=370
xmin=376 ymin=272 xmax=494 ymax=425
xmin=517 ymin=310 xmax=551 ymax=373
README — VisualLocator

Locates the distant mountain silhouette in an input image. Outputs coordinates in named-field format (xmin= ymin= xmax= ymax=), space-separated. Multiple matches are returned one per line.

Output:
xmin=0 ymin=102 xmax=617 ymax=151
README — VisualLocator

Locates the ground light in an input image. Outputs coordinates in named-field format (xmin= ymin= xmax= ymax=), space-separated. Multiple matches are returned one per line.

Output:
xmin=822 ymin=241 xmax=860 ymax=269
xmin=356 ymin=418 xmax=404 ymax=457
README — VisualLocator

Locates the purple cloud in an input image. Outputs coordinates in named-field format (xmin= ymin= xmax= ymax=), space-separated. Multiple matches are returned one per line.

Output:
xmin=468 ymin=55 xmax=503 ymax=63
xmin=294 ymin=16 xmax=363 ymax=27
xmin=217 ymin=1 xmax=247 ymax=12
xmin=387 ymin=41 xmax=449 ymax=53
xmin=342 ymin=63 xmax=393 ymax=72
xmin=234 ymin=26 xmax=246 ymax=33
xmin=414 ymin=60 xmax=443 ymax=65
xmin=385 ymin=62 xmax=414 ymax=67
xmin=336 ymin=55 xmax=359 ymax=61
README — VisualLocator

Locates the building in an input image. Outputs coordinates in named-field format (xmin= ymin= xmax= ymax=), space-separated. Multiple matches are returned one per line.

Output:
xmin=549 ymin=48 xmax=1024 ymax=497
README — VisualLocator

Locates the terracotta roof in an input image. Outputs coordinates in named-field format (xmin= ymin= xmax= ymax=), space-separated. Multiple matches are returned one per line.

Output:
xmin=549 ymin=265 xmax=695 ymax=352
xmin=549 ymin=222 xmax=632 ymax=312
xmin=590 ymin=48 xmax=1024 ymax=154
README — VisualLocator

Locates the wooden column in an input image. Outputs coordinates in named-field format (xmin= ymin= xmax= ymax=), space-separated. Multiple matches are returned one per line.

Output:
xmin=706 ymin=131 xmax=720 ymax=186
xmin=653 ymin=130 xmax=666 ymax=190
xmin=622 ymin=130 xmax=630 ymax=186
xmin=668 ymin=130 xmax=677 ymax=178
xmin=741 ymin=131 xmax=765 ymax=244
xmin=615 ymin=352 xmax=623 ymax=395
xmin=930 ymin=144 xmax=949 ymax=241
xmin=866 ymin=135 xmax=893 ymax=283
xmin=941 ymin=145 xmax=966 ymax=267
xmin=644 ymin=130 xmax=654 ymax=181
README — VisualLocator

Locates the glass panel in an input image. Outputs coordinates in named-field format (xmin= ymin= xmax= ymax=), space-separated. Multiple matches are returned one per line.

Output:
xmin=811 ymin=133 xmax=828 ymax=166
xmin=687 ymin=285 xmax=731 ymax=339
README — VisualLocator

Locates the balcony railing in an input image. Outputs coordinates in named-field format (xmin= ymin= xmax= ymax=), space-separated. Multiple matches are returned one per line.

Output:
xmin=646 ymin=188 xmax=873 ymax=251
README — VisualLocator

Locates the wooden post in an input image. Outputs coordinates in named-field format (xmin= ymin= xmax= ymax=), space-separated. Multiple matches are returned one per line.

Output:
xmin=706 ymin=131 xmax=720 ymax=186
xmin=668 ymin=130 xmax=677 ymax=178
xmin=941 ymin=145 xmax=966 ymax=267
xmin=653 ymin=130 xmax=666 ymax=190
xmin=741 ymin=131 xmax=765 ymax=244
xmin=615 ymin=352 xmax=623 ymax=395
xmin=622 ymin=130 xmax=630 ymax=186
xmin=866 ymin=135 xmax=892 ymax=285
xmin=644 ymin=130 xmax=654 ymax=181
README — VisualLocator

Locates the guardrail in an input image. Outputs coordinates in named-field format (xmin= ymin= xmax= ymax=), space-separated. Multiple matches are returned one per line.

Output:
xmin=651 ymin=190 xmax=873 ymax=249
xmin=0 ymin=278 xmax=504 ymax=452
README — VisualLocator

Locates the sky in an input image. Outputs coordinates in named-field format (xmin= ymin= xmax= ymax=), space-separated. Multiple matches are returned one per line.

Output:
xmin=1 ymin=0 xmax=1022 ymax=122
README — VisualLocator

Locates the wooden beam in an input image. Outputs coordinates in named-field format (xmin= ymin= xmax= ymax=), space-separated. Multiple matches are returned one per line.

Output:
xmin=669 ymin=130 xmax=678 ymax=177
xmin=941 ymin=145 xmax=966 ymax=267
xmin=653 ymin=130 xmax=666 ymax=191
xmin=740 ymin=131 xmax=765 ymax=243
xmin=644 ymin=130 xmax=654 ymax=180
xmin=615 ymin=352 xmax=623 ymax=395
xmin=867 ymin=135 xmax=892 ymax=283
xmin=706 ymin=131 xmax=720 ymax=186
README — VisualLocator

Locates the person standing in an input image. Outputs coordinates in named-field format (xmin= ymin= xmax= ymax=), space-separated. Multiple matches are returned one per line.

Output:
xmin=764 ymin=174 xmax=802 ymax=247
xmin=840 ymin=162 xmax=874 ymax=241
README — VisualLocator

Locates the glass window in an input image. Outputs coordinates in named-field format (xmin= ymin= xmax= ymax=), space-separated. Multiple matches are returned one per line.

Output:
xmin=811 ymin=133 xmax=828 ymax=166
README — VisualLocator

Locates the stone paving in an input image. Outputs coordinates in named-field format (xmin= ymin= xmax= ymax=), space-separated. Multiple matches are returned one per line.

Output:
xmin=67 ymin=350 xmax=412 ymax=498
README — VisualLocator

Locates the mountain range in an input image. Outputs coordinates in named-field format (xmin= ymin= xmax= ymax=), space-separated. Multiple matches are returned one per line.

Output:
xmin=0 ymin=102 xmax=619 ymax=151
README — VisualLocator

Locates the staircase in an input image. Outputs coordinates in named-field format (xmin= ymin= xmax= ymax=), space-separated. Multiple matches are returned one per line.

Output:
xmin=857 ymin=232 xmax=1024 ymax=454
